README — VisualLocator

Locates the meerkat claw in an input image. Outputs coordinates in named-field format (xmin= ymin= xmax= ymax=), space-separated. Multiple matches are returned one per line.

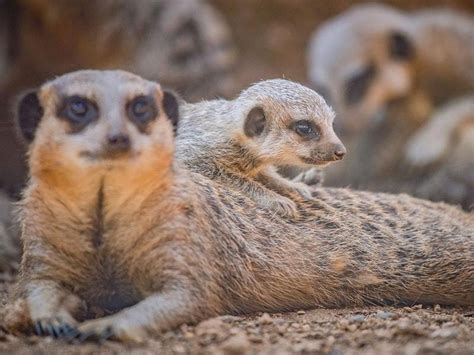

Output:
xmin=34 ymin=318 xmax=79 ymax=339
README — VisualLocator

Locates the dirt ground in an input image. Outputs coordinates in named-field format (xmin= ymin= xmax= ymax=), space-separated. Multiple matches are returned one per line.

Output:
xmin=1 ymin=276 xmax=473 ymax=355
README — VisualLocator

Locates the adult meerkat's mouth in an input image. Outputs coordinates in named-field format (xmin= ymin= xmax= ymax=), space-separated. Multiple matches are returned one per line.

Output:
xmin=79 ymin=150 xmax=140 ymax=161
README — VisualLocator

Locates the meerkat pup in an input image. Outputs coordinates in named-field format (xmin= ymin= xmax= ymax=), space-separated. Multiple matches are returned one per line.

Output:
xmin=5 ymin=70 xmax=473 ymax=344
xmin=176 ymin=79 xmax=346 ymax=217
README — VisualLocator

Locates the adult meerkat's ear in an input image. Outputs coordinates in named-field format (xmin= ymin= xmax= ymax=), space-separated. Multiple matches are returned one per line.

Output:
xmin=388 ymin=31 xmax=414 ymax=61
xmin=244 ymin=106 xmax=266 ymax=138
xmin=162 ymin=90 xmax=180 ymax=133
xmin=17 ymin=90 xmax=43 ymax=143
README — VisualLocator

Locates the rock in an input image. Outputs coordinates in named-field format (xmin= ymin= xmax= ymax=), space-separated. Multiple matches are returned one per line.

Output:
xmin=348 ymin=314 xmax=365 ymax=323
xmin=221 ymin=331 xmax=250 ymax=355
xmin=375 ymin=311 xmax=395 ymax=320
xmin=258 ymin=313 xmax=274 ymax=325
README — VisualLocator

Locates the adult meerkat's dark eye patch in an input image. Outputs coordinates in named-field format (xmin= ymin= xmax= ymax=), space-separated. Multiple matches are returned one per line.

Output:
xmin=127 ymin=95 xmax=158 ymax=133
xmin=344 ymin=64 xmax=377 ymax=105
xmin=162 ymin=90 xmax=180 ymax=133
xmin=388 ymin=31 xmax=414 ymax=60
xmin=58 ymin=95 xmax=99 ymax=133
xmin=244 ymin=106 xmax=266 ymax=138
xmin=17 ymin=90 xmax=43 ymax=143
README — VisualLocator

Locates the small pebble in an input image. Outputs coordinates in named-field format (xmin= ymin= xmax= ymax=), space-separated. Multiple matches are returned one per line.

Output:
xmin=375 ymin=311 xmax=395 ymax=320
xmin=297 ymin=310 xmax=306 ymax=315
xmin=348 ymin=314 xmax=365 ymax=323
xmin=221 ymin=332 xmax=250 ymax=355
xmin=258 ymin=313 xmax=273 ymax=325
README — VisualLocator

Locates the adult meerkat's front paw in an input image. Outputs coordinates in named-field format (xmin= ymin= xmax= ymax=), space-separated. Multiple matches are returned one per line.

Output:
xmin=33 ymin=316 xmax=79 ymax=338
xmin=77 ymin=316 xmax=147 ymax=343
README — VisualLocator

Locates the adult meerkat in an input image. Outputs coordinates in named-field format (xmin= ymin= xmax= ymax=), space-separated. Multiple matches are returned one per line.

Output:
xmin=307 ymin=4 xmax=474 ymax=133
xmin=3 ymin=70 xmax=473 ymax=343
xmin=176 ymin=79 xmax=346 ymax=217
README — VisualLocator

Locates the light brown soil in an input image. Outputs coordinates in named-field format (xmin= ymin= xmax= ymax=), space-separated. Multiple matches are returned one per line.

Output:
xmin=1 ymin=275 xmax=473 ymax=355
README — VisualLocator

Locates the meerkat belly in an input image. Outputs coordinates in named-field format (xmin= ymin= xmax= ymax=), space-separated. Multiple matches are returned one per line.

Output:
xmin=79 ymin=250 xmax=142 ymax=313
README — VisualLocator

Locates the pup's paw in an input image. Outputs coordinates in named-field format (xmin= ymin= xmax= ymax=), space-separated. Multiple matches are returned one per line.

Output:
xmin=294 ymin=167 xmax=324 ymax=187
xmin=290 ymin=182 xmax=315 ymax=200
xmin=269 ymin=195 xmax=299 ymax=219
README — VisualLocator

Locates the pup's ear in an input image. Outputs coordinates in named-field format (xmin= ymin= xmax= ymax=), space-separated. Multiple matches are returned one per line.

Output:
xmin=162 ymin=90 xmax=180 ymax=133
xmin=388 ymin=31 xmax=414 ymax=60
xmin=17 ymin=90 xmax=43 ymax=143
xmin=244 ymin=106 xmax=266 ymax=138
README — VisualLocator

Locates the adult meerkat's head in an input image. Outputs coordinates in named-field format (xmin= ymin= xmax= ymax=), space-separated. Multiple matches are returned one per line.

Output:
xmin=16 ymin=70 xmax=179 ymax=177
xmin=308 ymin=4 xmax=416 ymax=134
xmin=235 ymin=79 xmax=346 ymax=168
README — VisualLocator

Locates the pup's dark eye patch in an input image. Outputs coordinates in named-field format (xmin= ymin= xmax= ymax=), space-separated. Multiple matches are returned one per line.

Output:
xmin=127 ymin=95 xmax=158 ymax=133
xmin=58 ymin=96 xmax=99 ymax=133
xmin=344 ymin=64 xmax=377 ymax=105
xmin=292 ymin=119 xmax=320 ymax=140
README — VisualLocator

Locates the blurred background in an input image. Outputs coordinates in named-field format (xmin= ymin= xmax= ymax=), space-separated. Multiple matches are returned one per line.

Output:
xmin=0 ymin=0 xmax=472 ymax=213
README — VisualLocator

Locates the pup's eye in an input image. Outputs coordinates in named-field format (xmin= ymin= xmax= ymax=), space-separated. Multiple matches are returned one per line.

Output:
xmin=127 ymin=95 xmax=157 ymax=128
xmin=293 ymin=120 xmax=320 ymax=139
xmin=60 ymin=96 xmax=98 ymax=132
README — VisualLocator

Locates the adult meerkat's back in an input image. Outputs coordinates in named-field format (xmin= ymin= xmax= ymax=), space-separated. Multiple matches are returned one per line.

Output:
xmin=176 ymin=79 xmax=346 ymax=217
xmin=4 ymin=70 xmax=473 ymax=343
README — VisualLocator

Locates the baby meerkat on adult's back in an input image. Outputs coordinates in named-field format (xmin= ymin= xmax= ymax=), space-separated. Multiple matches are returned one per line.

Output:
xmin=176 ymin=79 xmax=346 ymax=217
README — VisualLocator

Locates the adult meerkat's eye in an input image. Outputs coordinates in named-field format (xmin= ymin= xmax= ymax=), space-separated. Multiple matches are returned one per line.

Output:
xmin=293 ymin=120 xmax=320 ymax=139
xmin=127 ymin=95 xmax=157 ymax=130
xmin=59 ymin=96 xmax=98 ymax=132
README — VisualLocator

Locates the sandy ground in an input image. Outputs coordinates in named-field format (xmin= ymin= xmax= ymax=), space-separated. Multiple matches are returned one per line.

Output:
xmin=1 ymin=275 xmax=473 ymax=355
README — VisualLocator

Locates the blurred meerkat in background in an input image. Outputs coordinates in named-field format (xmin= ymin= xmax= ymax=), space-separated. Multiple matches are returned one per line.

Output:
xmin=307 ymin=4 xmax=474 ymax=209
xmin=0 ymin=0 xmax=236 ymax=197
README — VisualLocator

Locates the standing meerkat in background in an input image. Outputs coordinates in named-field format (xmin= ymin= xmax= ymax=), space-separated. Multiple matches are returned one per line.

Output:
xmin=176 ymin=79 xmax=346 ymax=217
xmin=3 ymin=70 xmax=473 ymax=343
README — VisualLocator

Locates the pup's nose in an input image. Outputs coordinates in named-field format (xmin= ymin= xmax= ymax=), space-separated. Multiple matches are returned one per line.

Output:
xmin=107 ymin=133 xmax=131 ymax=152
xmin=333 ymin=145 xmax=346 ymax=160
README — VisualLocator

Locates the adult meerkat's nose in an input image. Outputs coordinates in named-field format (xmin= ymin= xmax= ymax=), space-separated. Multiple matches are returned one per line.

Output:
xmin=107 ymin=133 xmax=131 ymax=152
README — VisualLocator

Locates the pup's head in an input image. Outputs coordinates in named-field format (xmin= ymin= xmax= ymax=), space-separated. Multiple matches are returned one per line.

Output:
xmin=308 ymin=4 xmax=416 ymax=134
xmin=17 ymin=70 xmax=179 ymax=177
xmin=235 ymin=79 xmax=345 ymax=168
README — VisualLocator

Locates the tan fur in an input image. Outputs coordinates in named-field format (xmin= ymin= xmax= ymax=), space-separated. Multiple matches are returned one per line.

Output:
xmin=0 ymin=192 xmax=19 ymax=272
xmin=4 ymin=71 xmax=473 ymax=343
xmin=176 ymin=79 xmax=345 ymax=218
